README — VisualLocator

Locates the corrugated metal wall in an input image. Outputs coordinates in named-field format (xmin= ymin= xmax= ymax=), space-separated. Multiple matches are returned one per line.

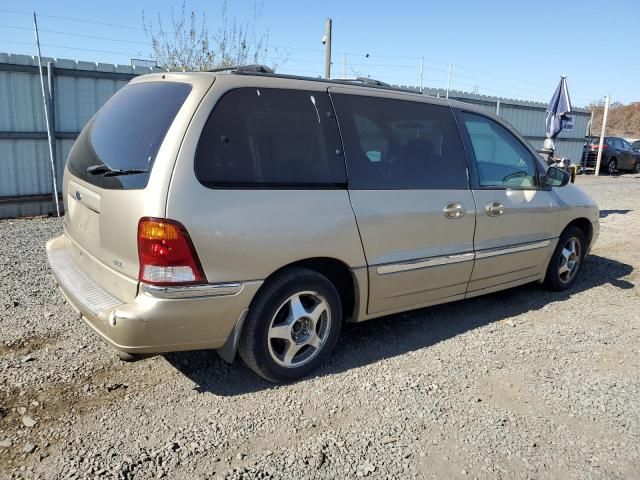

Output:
xmin=0 ymin=53 xmax=592 ymax=218
xmin=0 ymin=53 xmax=157 ymax=218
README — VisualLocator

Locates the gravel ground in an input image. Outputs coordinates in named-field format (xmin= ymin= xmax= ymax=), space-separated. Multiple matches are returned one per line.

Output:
xmin=1 ymin=174 xmax=639 ymax=480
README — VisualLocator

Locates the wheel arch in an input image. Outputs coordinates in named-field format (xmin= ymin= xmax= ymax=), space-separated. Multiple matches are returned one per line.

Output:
xmin=258 ymin=257 xmax=362 ymax=322
xmin=564 ymin=217 xmax=593 ymax=253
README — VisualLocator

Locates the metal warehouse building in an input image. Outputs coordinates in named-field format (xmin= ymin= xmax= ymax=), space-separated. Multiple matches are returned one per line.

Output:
xmin=0 ymin=53 xmax=591 ymax=219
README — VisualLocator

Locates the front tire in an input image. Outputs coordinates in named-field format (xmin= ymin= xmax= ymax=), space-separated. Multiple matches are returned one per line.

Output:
xmin=238 ymin=267 xmax=342 ymax=383
xmin=543 ymin=226 xmax=586 ymax=291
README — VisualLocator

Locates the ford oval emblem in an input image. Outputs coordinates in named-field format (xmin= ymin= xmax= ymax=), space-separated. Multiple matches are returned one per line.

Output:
xmin=75 ymin=191 xmax=82 ymax=201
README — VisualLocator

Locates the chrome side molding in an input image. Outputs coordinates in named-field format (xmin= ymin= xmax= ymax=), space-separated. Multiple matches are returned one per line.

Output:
xmin=376 ymin=239 xmax=553 ymax=276
xmin=377 ymin=252 xmax=474 ymax=275
xmin=141 ymin=282 xmax=244 ymax=299
xmin=475 ymin=240 xmax=551 ymax=259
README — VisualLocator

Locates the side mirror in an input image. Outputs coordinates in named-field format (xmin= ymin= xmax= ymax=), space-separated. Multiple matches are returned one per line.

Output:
xmin=545 ymin=166 xmax=570 ymax=187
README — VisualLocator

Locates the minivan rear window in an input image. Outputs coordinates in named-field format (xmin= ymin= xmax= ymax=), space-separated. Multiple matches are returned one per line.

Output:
xmin=67 ymin=82 xmax=192 ymax=190
xmin=195 ymin=88 xmax=347 ymax=188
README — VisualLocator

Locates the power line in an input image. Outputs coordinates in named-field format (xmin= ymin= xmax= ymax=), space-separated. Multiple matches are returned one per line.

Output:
xmin=0 ymin=10 xmax=604 ymax=102
xmin=0 ymin=24 xmax=151 ymax=46
xmin=0 ymin=9 xmax=145 ymax=31
xmin=0 ymin=39 xmax=142 ymax=57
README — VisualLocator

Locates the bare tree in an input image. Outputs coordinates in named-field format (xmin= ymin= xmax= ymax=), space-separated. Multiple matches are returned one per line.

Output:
xmin=143 ymin=1 xmax=285 ymax=71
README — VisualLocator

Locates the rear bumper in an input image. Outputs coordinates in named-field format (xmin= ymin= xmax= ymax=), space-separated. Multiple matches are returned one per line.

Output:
xmin=46 ymin=234 xmax=262 ymax=354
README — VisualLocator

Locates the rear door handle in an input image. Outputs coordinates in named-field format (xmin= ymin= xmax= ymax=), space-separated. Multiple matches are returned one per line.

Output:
xmin=485 ymin=202 xmax=505 ymax=217
xmin=443 ymin=203 xmax=466 ymax=219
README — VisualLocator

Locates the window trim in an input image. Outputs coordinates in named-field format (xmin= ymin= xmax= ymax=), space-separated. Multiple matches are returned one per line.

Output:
xmin=194 ymin=87 xmax=348 ymax=190
xmin=198 ymin=181 xmax=347 ymax=190
xmin=453 ymin=108 xmax=547 ymax=191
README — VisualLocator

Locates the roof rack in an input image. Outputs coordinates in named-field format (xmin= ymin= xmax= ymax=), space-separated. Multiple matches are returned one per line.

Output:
xmin=208 ymin=64 xmax=274 ymax=74
xmin=208 ymin=64 xmax=418 ymax=94
xmin=342 ymin=77 xmax=392 ymax=88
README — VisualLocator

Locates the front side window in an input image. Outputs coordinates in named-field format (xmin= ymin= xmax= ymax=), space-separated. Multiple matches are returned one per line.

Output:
xmin=462 ymin=113 xmax=538 ymax=188
xmin=195 ymin=88 xmax=346 ymax=187
xmin=332 ymin=94 xmax=469 ymax=190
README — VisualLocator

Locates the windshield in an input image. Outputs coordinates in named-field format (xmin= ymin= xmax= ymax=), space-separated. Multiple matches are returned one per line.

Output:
xmin=67 ymin=81 xmax=192 ymax=189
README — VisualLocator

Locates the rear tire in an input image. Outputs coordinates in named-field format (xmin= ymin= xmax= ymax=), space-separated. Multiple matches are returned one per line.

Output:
xmin=543 ymin=226 xmax=586 ymax=291
xmin=238 ymin=267 xmax=342 ymax=383
xmin=635 ymin=161 xmax=640 ymax=174
xmin=607 ymin=158 xmax=617 ymax=174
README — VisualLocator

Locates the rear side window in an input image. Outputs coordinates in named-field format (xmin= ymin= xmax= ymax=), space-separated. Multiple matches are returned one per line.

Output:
xmin=67 ymin=82 xmax=192 ymax=190
xmin=195 ymin=88 xmax=346 ymax=188
xmin=461 ymin=112 xmax=538 ymax=188
xmin=331 ymin=94 xmax=468 ymax=190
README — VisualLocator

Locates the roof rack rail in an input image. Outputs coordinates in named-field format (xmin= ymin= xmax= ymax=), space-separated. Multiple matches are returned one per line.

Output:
xmin=208 ymin=64 xmax=274 ymax=74
xmin=335 ymin=76 xmax=417 ymax=93
xmin=345 ymin=77 xmax=393 ymax=88
xmin=206 ymin=66 xmax=418 ymax=94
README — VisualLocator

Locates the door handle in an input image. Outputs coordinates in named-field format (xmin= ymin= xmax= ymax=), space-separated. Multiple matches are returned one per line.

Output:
xmin=485 ymin=202 xmax=505 ymax=217
xmin=443 ymin=203 xmax=466 ymax=219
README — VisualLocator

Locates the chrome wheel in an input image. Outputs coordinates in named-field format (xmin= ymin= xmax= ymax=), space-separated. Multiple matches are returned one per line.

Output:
xmin=267 ymin=291 xmax=331 ymax=368
xmin=558 ymin=237 xmax=581 ymax=284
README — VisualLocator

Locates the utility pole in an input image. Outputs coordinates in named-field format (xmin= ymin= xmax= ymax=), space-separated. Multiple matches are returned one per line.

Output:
xmin=446 ymin=63 xmax=452 ymax=99
xmin=343 ymin=51 xmax=347 ymax=79
xmin=419 ymin=56 xmax=424 ymax=93
xmin=594 ymin=94 xmax=610 ymax=176
xmin=33 ymin=12 xmax=60 ymax=217
xmin=324 ymin=18 xmax=332 ymax=79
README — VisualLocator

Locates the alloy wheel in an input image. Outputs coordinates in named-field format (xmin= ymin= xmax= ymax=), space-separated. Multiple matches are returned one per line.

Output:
xmin=267 ymin=291 xmax=332 ymax=368
xmin=558 ymin=237 xmax=581 ymax=284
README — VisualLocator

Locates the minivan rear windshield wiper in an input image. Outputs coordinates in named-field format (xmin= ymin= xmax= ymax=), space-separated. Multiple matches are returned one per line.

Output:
xmin=86 ymin=164 xmax=148 ymax=177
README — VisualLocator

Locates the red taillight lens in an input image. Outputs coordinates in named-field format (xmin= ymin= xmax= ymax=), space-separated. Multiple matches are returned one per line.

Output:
xmin=137 ymin=217 xmax=206 ymax=285
xmin=591 ymin=144 xmax=608 ymax=150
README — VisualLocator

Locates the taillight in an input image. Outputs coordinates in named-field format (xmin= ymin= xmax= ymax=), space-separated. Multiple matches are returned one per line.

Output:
xmin=591 ymin=144 xmax=608 ymax=150
xmin=137 ymin=217 xmax=206 ymax=285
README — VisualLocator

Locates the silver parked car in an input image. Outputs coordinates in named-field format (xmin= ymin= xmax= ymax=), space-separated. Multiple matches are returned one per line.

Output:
xmin=47 ymin=67 xmax=600 ymax=382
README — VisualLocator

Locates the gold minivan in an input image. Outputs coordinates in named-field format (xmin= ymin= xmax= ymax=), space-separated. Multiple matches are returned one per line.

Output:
xmin=47 ymin=66 xmax=599 ymax=382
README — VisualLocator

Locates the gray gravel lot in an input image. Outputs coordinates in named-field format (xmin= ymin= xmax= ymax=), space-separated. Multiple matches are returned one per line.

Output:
xmin=1 ymin=174 xmax=639 ymax=479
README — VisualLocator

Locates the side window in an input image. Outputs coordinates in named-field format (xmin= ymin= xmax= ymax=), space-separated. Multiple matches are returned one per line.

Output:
xmin=195 ymin=88 xmax=346 ymax=187
xmin=332 ymin=94 xmax=469 ymax=190
xmin=461 ymin=112 xmax=538 ymax=188
xmin=353 ymin=114 xmax=388 ymax=163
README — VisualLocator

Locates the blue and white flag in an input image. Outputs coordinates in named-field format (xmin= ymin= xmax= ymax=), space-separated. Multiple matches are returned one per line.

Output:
xmin=545 ymin=76 xmax=572 ymax=139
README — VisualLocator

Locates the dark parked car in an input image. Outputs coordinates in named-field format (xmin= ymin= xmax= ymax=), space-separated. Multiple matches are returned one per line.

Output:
xmin=582 ymin=136 xmax=640 ymax=174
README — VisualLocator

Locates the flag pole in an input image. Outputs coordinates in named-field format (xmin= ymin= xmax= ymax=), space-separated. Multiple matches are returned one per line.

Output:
xmin=594 ymin=95 xmax=610 ymax=176
xmin=33 ymin=12 xmax=60 ymax=217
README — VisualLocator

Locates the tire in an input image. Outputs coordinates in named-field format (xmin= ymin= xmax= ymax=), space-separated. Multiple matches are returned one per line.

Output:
xmin=238 ymin=267 xmax=342 ymax=383
xmin=607 ymin=158 xmax=617 ymax=174
xmin=543 ymin=226 xmax=586 ymax=291
xmin=635 ymin=161 xmax=640 ymax=174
